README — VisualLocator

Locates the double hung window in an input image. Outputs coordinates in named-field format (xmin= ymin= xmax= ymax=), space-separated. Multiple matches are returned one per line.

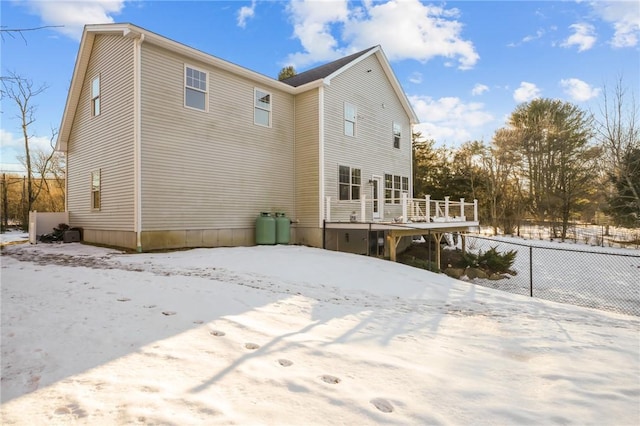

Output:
xmin=339 ymin=165 xmax=361 ymax=200
xmin=254 ymin=88 xmax=271 ymax=127
xmin=344 ymin=103 xmax=356 ymax=137
xmin=185 ymin=66 xmax=207 ymax=111
xmin=91 ymin=76 xmax=100 ymax=116
xmin=393 ymin=122 xmax=401 ymax=149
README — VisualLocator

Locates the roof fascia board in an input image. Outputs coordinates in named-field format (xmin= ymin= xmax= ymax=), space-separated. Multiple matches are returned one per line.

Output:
xmin=324 ymin=46 xmax=380 ymax=84
xmin=131 ymin=25 xmax=295 ymax=94
xmin=56 ymin=30 xmax=95 ymax=151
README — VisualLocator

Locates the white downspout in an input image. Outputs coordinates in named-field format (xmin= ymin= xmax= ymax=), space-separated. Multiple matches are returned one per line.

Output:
xmin=134 ymin=33 xmax=144 ymax=252
xmin=318 ymin=85 xmax=325 ymax=228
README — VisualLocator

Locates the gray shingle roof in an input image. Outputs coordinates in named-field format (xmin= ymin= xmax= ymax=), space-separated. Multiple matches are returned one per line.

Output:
xmin=281 ymin=46 xmax=378 ymax=87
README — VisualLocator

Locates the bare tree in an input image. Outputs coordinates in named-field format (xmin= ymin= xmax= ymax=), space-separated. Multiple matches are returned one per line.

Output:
xmin=1 ymin=72 xmax=50 ymax=227
xmin=1 ymin=25 xmax=63 ymax=44
xmin=29 ymin=127 xmax=64 ymax=211
xmin=594 ymin=77 xmax=640 ymax=226
xmin=483 ymin=129 xmax=524 ymax=235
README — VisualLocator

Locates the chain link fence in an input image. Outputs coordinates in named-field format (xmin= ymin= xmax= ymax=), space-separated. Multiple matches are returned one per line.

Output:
xmin=458 ymin=235 xmax=640 ymax=317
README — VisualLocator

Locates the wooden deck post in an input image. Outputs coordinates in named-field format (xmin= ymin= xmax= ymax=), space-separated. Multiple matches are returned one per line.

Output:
xmin=460 ymin=198 xmax=465 ymax=220
xmin=388 ymin=232 xmax=396 ymax=261
xmin=387 ymin=231 xmax=405 ymax=262
xmin=434 ymin=232 xmax=443 ymax=271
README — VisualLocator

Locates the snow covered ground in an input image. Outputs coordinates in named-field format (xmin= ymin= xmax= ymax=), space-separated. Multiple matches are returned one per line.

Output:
xmin=1 ymin=241 xmax=639 ymax=425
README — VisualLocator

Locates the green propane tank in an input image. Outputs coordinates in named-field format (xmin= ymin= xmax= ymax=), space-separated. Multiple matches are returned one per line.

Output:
xmin=275 ymin=212 xmax=291 ymax=244
xmin=256 ymin=212 xmax=276 ymax=245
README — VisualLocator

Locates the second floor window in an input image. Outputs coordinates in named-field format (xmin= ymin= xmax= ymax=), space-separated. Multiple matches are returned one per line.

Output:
xmin=344 ymin=103 xmax=356 ymax=137
xmin=91 ymin=76 xmax=100 ymax=116
xmin=185 ymin=66 xmax=207 ymax=111
xmin=339 ymin=165 xmax=361 ymax=200
xmin=393 ymin=122 xmax=401 ymax=149
xmin=254 ymin=88 xmax=271 ymax=127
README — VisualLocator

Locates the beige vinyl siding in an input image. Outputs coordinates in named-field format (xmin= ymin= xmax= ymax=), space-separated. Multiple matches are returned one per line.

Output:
xmin=322 ymin=54 xmax=412 ymax=221
xmin=66 ymin=34 xmax=135 ymax=230
xmin=293 ymin=89 xmax=319 ymax=227
xmin=139 ymin=43 xmax=295 ymax=230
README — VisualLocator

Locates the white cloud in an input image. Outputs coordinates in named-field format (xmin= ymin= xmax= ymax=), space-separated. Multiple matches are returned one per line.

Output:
xmin=508 ymin=28 xmax=545 ymax=47
xmin=590 ymin=0 xmax=640 ymax=48
xmin=24 ymin=0 xmax=125 ymax=40
xmin=286 ymin=0 xmax=479 ymax=70
xmin=559 ymin=78 xmax=601 ymax=102
xmin=0 ymin=129 xmax=53 ymax=173
xmin=471 ymin=83 xmax=489 ymax=96
xmin=237 ymin=0 xmax=257 ymax=29
xmin=513 ymin=82 xmax=541 ymax=103
xmin=285 ymin=0 xmax=351 ymax=66
xmin=409 ymin=95 xmax=494 ymax=144
xmin=1 ymin=128 xmax=54 ymax=152
xmin=561 ymin=23 xmax=597 ymax=52
xmin=1 ymin=129 xmax=23 ymax=150
xmin=409 ymin=72 xmax=422 ymax=84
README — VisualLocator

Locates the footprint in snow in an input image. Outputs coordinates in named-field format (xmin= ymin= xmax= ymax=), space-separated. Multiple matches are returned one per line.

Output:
xmin=117 ymin=298 xmax=131 ymax=302
xmin=320 ymin=375 xmax=340 ymax=384
xmin=370 ymin=398 xmax=394 ymax=413
xmin=210 ymin=330 xmax=225 ymax=337
xmin=162 ymin=311 xmax=176 ymax=316
xmin=245 ymin=343 xmax=260 ymax=350
xmin=278 ymin=359 xmax=293 ymax=367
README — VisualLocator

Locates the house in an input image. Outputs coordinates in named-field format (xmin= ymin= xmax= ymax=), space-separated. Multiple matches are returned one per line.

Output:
xmin=56 ymin=23 xmax=478 ymax=256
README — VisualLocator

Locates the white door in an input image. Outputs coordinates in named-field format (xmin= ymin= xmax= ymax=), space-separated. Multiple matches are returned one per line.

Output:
xmin=372 ymin=175 xmax=383 ymax=220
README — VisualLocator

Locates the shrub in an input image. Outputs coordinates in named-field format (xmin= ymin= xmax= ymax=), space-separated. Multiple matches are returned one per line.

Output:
xmin=401 ymin=256 xmax=439 ymax=272
xmin=461 ymin=246 xmax=517 ymax=274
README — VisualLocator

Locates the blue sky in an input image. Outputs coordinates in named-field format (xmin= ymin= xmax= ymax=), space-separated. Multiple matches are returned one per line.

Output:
xmin=1 ymin=0 xmax=639 ymax=173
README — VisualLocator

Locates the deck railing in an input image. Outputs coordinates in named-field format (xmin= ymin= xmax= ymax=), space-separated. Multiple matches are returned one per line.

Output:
xmin=324 ymin=194 xmax=478 ymax=223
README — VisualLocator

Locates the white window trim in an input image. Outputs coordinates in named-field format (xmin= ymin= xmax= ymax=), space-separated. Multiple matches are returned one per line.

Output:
xmin=384 ymin=173 xmax=408 ymax=204
xmin=344 ymin=102 xmax=356 ymax=137
xmin=91 ymin=75 xmax=101 ymax=117
xmin=184 ymin=64 xmax=208 ymax=112
xmin=254 ymin=87 xmax=272 ymax=127
xmin=91 ymin=169 xmax=101 ymax=211
xmin=393 ymin=122 xmax=401 ymax=149
xmin=338 ymin=165 xmax=361 ymax=201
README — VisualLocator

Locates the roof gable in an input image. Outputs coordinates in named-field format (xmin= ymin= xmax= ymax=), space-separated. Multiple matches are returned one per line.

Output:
xmin=281 ymin=47 xmax=377 ymax=88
